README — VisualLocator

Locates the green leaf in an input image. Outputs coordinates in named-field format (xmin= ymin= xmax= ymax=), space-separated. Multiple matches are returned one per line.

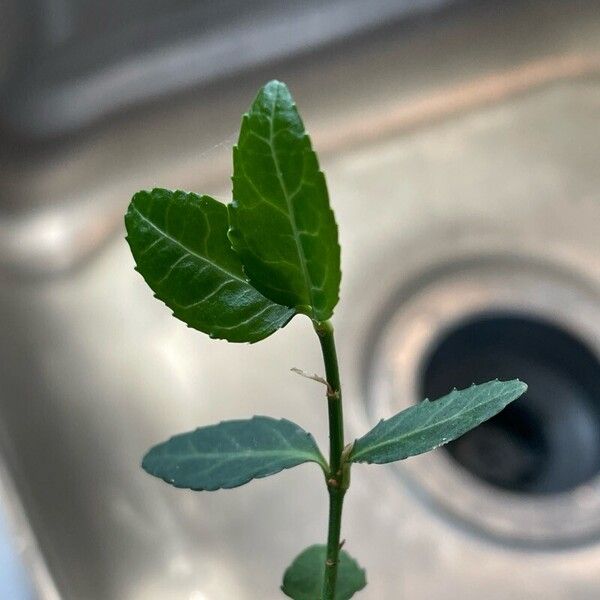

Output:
xmin=229 ymin=80 xmax=341 ymax=322
xmin=282 ymin=544 xmax=366 ymax=600
xmin=125 ymin=189 xmax=294 ymax=343
xmin=142 ymin=416 xmax=327 ymax=491
xmin=350 ymin=379 xmax=527 ymax=464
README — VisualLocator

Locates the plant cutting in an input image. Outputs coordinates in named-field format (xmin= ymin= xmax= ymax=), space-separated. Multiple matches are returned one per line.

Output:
xmin=125 ymin=80 xmax=527 ymax=599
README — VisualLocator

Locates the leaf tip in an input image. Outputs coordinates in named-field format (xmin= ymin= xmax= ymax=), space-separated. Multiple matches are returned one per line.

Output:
xmin=140 ymin=446 xmax=156 ymax=476
xmin=264 ymin=78 xmax=287 ymax=91
xmin=515 ymin=379 xmax=528 ymax=393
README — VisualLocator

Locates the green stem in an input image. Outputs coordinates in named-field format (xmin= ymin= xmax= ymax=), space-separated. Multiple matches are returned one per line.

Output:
xmin=315 ymin=320 xmax=344 ymax=473
xmin=314 ymin=320 xmax=346 ymax=600
xmin=323 ymin=487 xmax=345 ymax=598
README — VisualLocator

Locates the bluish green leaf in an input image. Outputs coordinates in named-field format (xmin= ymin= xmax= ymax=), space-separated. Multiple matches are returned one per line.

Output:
xmin=282 ymin=544 xmax=366 ymax=600
xmin=229 ymin=80 xmax=341 ymax=322
xmin=350 ymin=379 xmax=527 ymax=464
xmin=142 ymin=416 xmax=327 ymax=491
xmin=125 ymin=189 xmax=294 ymax=343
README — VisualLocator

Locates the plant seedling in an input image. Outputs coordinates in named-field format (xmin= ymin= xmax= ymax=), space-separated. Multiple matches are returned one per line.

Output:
xmin=125 ymin=80 xmax=527 ymax=598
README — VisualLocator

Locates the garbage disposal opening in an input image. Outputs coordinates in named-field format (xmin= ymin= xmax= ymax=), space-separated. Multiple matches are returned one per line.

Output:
xmin=420 ymin=313 xmax=600 ymax=495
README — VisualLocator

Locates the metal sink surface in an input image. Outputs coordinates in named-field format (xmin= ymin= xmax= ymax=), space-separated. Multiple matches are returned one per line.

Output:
xmin=0 ymin=1 xmax=599 ymax=598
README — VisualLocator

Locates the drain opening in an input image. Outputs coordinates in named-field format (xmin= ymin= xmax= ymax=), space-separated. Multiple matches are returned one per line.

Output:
xmin=420 ymin=313 xmax=600 ymax=495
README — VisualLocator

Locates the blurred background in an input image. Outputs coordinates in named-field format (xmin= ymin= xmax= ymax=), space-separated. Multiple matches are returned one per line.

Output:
xmin=0 ymin=0 xmax=599 ymax=598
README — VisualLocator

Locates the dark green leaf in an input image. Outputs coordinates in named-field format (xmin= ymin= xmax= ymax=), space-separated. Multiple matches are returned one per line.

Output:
xmin=350 ymin=379 xmax=527 ymax=464
xmin=229 ymin=80 xmax=341 ymax=322
xmin=142 ymin=416 xmax=327 ymax=491
xmin=282 ymin=544 xmax=366 ymax=600
xmin=125 ymin=189 xmax=294 ymax=343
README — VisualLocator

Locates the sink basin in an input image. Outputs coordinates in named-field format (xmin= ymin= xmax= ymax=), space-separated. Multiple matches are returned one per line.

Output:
xmin=0 ymin=1 xmax=599 ymax=598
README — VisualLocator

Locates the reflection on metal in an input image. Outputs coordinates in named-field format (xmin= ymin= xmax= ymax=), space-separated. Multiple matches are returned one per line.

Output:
xmin=0 ymin=1 xmax=599 ymax=598
xmin=0 ymin=457 xmax=59 ymax=600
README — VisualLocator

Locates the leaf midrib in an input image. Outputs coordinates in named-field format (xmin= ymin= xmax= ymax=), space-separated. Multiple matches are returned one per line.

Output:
xmin=132 ymin=205 xmax=247 ymax=287
xmin=157 ymin=448 xmax=321 ymax=462
xmin=266 ymin=85 xmax=317 ymax=318
xmin=351 ymin=391 xmax=513 ymax=461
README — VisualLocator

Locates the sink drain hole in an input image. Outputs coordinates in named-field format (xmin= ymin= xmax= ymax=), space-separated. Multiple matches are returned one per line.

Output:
xmin=420 ymin=313 xmax=600 ymax=495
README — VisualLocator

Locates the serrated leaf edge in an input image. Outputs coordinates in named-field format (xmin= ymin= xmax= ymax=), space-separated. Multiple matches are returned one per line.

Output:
xmin=350 ymin=380 xmax=527 ymax=464
xmin=125 ymin=189 xmax=296 ymax=344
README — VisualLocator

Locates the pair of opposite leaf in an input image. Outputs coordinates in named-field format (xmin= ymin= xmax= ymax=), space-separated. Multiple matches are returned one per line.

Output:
xmin=125 ymin=80 xmax=527 ymax=600
xmin=126 ymin=80 xmax=339 ymax=344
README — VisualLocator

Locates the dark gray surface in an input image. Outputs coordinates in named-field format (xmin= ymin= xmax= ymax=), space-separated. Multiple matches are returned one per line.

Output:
xmin=0 ymin=0 xmax=452 ymax=138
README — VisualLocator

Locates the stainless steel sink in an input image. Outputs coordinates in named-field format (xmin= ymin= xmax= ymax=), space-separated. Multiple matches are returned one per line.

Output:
xmin=0 ymin=1 xmax=599 ymax=598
